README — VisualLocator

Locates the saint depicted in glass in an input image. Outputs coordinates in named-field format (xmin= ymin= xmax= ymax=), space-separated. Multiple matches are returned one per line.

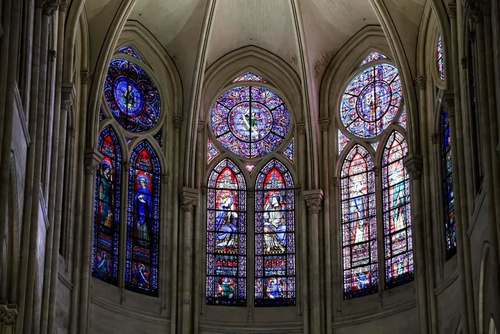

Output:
xmin=255 ymin=159 xmax=295 ymax=306
xmin=211 ymin=86 xmax=291 ymax=158
xmin=104 ymin=59 xmax=161 ymax=133
xmin=341 ymin=145 xmax=377 ymax=299
xmin=92 ymin=126 xmax=122 ymax=285
xmin=340 ymin=63 xmax=402 ymax=138
xmin=382 ymin=131 xmax=413 ymax=288
xmin=440 ymin=111 xmax=456 ymax=258
xmin=206 ymin=159 xmax=247 ymax=306
xmin=126 ymin=141 xmax=161 ymax=296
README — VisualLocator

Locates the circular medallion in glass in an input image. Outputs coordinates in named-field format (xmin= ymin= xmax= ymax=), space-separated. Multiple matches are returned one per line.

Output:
xmin=340 ymin=64 xmax=402 ymax=138
xmin=104 ymin=59 xmax=161 ymax=133
xmin=211 ymin=86 xmax=291 ymax=159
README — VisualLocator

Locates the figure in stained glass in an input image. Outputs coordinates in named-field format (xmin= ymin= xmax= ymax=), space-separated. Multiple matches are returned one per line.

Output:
xmin=263 ymin=192 xmax=286 ymax=253
xmin=135 ymin=174 xmax=153 ymax=241
xmin=217 ymin=277 xmax=235 ymax=299
xmin=266 ymin=277 xmax=284 ymax=299
xmin=96 ymin=250 xmax=112 ymax=276
xmin=215 ymin=191 xmax=238 ymax=249
xmin=99 ymin=158 xmax=114 ymax=227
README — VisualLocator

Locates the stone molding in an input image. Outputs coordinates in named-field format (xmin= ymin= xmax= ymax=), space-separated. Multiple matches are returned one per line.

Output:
xmin=297 ymin=121 xmax=306 ymax=135
xmin=447 ymin=4 xmax=457 ymax=20
xmin=404 ymin=154 xmax=424 ymax=180
xmin=414 ymin=76 xmax=427 ymax=91
xmin=431 ymin=133 xmax=440 ymax=145
xmin=319 ymin=118 xmax=331 ymax=132
xmin=0 ymin=303 xmax=18 ymax=326
xmin=80 ymin=71 xmax=92 ymax=85
xmin=179 ymin=188 xmax=198 ymax=213
xmin=84 ymin=148 xmax=104 ymax=174
xmin=304 ymin=189 xmax=324 ymax=214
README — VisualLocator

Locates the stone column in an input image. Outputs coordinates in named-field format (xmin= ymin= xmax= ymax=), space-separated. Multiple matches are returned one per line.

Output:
xmin=319 ymin=118 xmax=332 ymax=334
xmin=448 ymin=3 xmax=477 ymax=332
xmin=0 ymin=0 xmax=13 ymax=159
xmin=0 ymin=303 xmax=18 ymax=334
xmin=78 ymin=149 xmax=104 ymax=334
xmin=170 ymin=116 xmax=183 ymax=334
xmin=180 ymin=188 xmax=198 ymax=334
xmin=403 ymin=154 xmax=428 ymax=334
xmin=442 ymin=92 xmax=475 ymax=334
xmin=304 ymin=189 xmax=323 ymax=334
xmin=297 ymin=122 xmax=308 ymax=325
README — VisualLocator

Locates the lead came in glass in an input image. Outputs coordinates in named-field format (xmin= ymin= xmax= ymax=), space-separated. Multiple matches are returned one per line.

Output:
xmin=255 ymin=159 xmax=295 ymax=306
xmin=341 ymin=145 xmax=378 ymax=299
xmin=206 ymin=159 xmax=247 ymax=306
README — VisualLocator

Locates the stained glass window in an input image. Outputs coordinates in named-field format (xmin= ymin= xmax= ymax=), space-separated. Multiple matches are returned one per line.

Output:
xmin=382 ymin=131 xmax=413 ymax=288
xmin=371 ymin=141 xmax=380 ymax=152
xmin=341 ymin=145 xmax=377 ymax=299
xmin=104 ymin=59 xmax=161 ymax=133
xmin=206 ymin=159 xmax=247 ymax=306
xmin=338 ymin=131 xmax=350 ymax=154
xmin=245 ymin=163 xmax=256 ymax=174
xmin=440 ymin=111 xmax=456 ymax=259
xmin=117 ymin=46 xmax=143 ymax=61
xmin=99 ymin=109 xmax=106 ymax=122
xmin=211 ymin=86 xmax=291 ymax=159
xmin=437 ymin=36 xmax=445 ymax=83
xmin=340 ymin=64 xmax=402 ymax=138
xmin=399 ymin=107 xmax=407 ymax=130
xmin=282 ymin=138 xmax=294 ymax=164
xmin=234 ymin=72 xmax=266 ymax=83
xmin=207 ymin=139 xmax=220 ymax=164
xmin=126 ymin=141 xmax=161 ymax=296
xmin=360 ymin=52 xmax=387 ymax=67
xmin=153 ymin=128 xmax=163 ymax=148
xmin=92 ymin=126 xmax=122 ymax=285
xmin=255 ymin=159 xmax=295 ymax=306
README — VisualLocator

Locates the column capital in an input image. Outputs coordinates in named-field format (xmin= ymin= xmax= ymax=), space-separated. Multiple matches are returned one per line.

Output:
xmin=179 ymin=188 xmax=198 ymax=213
xmin=162 ymin=172 xmax=170 ymax=186
xmin=319 ymin=118 xmax=331 ymax=132
xmin=197 ymin=121 xmax=205 ymax=133
xmin=297 ymin=121 xmax=306 ymax=135
xmin=43 ymin=0 xmax=59 ymax=15
xmin=404 ymin=154 xmax=424 ymax=180
xmin=173 ymin=116 xmax=183 ymax=129
xmin=441 ymin=91 xmax=455 ymax=117
xmin=304 ymin=189 xmax=324 ymax=214
xmin=80 ymin=70 xmax=92 ymax=85
xmin=84 ymin=149 xmax=103 ymax=174
xmin=0 ymin=302 xmax=18 ymax=326
xmin=447 ymin=4 xmax=457 ymax=19
xmin=414 ymin=76 xmax=427 ymax=91
xmin=61 ymin=83 xmax=76 ymax=110
xmin=466 ymin=1 xmax=485 ymax=23
xmin=59 ymin=1 xmax=70 ymax=12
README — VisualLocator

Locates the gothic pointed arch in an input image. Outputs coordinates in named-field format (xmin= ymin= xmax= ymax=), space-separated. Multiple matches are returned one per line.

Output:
xmin=126 ymin=140 xmax=161 ymax=296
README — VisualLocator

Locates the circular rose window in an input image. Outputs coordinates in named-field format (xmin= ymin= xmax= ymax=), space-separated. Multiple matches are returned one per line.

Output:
xmin=340 ymin=64 xmax=402 ymax=138
xmin=211 ymin=86 xmax=291 ymax=159
xmin=104 ymin=59 xmax=161 ymax=133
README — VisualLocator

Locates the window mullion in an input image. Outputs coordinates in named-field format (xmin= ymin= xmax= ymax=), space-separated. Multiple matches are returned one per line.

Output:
xmin=375 ymin=164 xmax=386 ymax=293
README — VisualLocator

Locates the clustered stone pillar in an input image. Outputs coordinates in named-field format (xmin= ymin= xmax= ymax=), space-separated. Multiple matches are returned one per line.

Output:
xmin=403 ymin=154 xmax=428 ymax=334
xmin=179 ymin=188 xmax=198 ymax=334
xmin=304 ymin=189 xmax=323 ymax=334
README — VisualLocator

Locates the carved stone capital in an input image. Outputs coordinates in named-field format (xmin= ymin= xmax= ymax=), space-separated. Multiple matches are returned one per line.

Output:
xmin=61 ymin=83 xmax=76 ymax=110
xmin=441 ymin=92 xmax=455 ymax=117
xmin=297 ymin=122 xmax=306 ymax=135
xmin=466 ymin=0 xmax=486 ymax=23
xmin=59 ymin=1 xmax=70 ymax=12
xmin=319 ymin=118 xmax=331 ymax=132
xmin=304 ymin=189 xmax=324 ymax=214
xmin=404 ymin=154 xmax=424 ymax=180
xmin=162 ymin=172 xmax=170 ymax=186
xmin=180 ymin=188 xmax=198 ymax=213
xmin=431 ymin=133 xmax=440 ymax=145
xmin=447 ymin=4 xmax=457 ymax=20
xmin=0 ymin=303 xmax=18 ymax=326
xmin=84 ymin=148 xmax=104 ymax=174
xmin=414 ymin=76 xmax=427 ymax=91
xmin=197 ymin=121 xmax=205 ymax=133
xmin=173 ymin=116 xmax=183 ymax=130
xmin=43 ymin=0 xmax=59 ymax=15
xmin=332 ymin=177 xmax=339 ymax=187
xmin=80 ymin=71 xmax=92 ymax=85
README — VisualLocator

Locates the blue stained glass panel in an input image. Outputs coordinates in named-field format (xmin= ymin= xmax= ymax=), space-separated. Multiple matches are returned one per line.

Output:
xmin=341 ymin=145 xmax=378 ymax=299
xmin=211 ymin=86 xmax=291 ymax=159
xmin=233 ymin=72 xmax=266 ymax=83
xmin=206 ymin=159 xmax=247 ymax=306
xmin=104 ymin=59 xmax=161 ymax=133
xmin=207 ymin=139 xmax=220 ymax=164
xmin=255 ymin=159 xmax=295 ymax=306
xmin=92 ymin=126 xmax=122 ymax=285
xmin=382 ymin=131 xmax=414 ymax=289
xmin=440 ymin=111 xmax=456 ymax=258
xmin=338 ymin=131 xmax=350 ymax=154
xmin=117 ymin=46 xmax=143 ymax=61
xmin=282 ymin=138 xmax=294 ymax=164
xmin=125 ymin=141 xmax=161 ymax=296
xmin=153 ymin=128 xmax=163 ymax=148
xmin=341 ymin=64 xmax=402 ymax=138
xmin=360 ymin=52 xmax=387 ymax=67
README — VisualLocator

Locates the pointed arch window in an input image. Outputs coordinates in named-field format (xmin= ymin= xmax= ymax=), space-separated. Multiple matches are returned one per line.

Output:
xmin=206 ymin=159 xmax=247 ymax=306
xmin=255 ymin=159 xmax=295 ymax=306
xmin=440 ymin=111 xmax=456 ymax=258
xmin=92 ymin=126 xmax=122 ymax=284
xmin=382 ymin=131 xmax=413 ymax=288
xmin=437 ymin=36 xmax=445 ymax=83
xmin=125 ymin=141 xmax=161 ymax=296
xmin=341 ymin=145 xmax=377 ymax=299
